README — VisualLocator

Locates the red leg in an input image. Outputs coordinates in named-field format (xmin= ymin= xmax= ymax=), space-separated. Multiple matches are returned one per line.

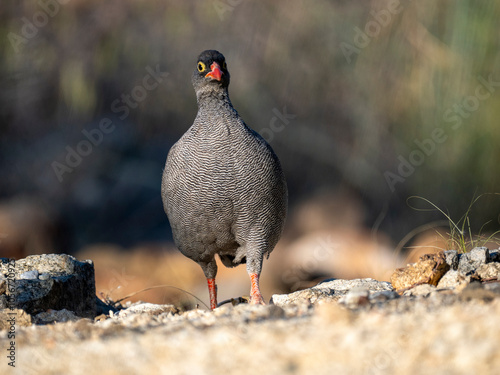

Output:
xmin=249 ymin=273 xmax=265 ymax=305
xmin=207 ymin=278 xmax=217 ymax=310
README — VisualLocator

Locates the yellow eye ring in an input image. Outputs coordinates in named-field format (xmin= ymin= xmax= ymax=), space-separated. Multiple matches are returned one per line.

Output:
xmin=197 ymin=62 xmax=206 ymax=72
xmin=222 ymin=62 xmax=227 ymax=70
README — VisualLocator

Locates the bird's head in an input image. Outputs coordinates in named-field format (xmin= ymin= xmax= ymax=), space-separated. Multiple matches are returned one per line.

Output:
xmin=192 ymin=50 xmax=230 ymax=95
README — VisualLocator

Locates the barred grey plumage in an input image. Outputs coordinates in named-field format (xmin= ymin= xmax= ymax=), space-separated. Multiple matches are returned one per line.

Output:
xmin=161 ymin=50 xmax=287 ymax=309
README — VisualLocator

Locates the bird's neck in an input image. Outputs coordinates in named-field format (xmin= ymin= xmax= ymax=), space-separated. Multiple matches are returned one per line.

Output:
xmin=193 ymin=88 xmax=243 ymax=135
xmin=196 ymin=88 xmax=235 ymax=114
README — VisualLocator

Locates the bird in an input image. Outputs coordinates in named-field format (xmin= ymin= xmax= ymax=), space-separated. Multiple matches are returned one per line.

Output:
xmin=161 ymin=50 xmax=288 ymax=310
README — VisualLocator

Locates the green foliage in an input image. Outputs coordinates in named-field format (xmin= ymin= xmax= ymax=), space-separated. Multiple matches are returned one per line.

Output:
xmin=407 ymin=194 xmax=500 ymax=253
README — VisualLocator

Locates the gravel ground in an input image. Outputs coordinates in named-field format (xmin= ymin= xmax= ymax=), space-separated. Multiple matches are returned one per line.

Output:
xmin=3 ymin=281 xmax=500 ymax=375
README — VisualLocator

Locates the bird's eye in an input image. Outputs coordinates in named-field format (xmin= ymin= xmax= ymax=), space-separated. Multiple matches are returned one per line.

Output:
xmin=197 ymin=62 xmax=206 ymax=72
xmin=222 ymin=62 xmax=227 ymax=70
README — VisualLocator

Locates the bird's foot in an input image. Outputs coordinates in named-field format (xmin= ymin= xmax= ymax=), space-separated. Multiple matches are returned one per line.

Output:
xmin=250 ymin=294 xmax=266 ymax=305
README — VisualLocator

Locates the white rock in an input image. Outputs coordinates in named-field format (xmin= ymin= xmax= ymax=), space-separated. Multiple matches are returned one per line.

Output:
xmin=118 ymin=302 xmax=177 ymax=317
xmin=20 ymin=270 xmax=39 ymax=279
xmin=271 ymin=278 xmax=393 ymax=306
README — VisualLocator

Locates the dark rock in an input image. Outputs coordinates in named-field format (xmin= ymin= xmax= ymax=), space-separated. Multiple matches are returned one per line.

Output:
xmin=34 ymin=309 xmax=81 ymax=324
xmin=458 ymin=247 xmax=490 ymax=276
xmin=488 ymin=249 xmax=499 ymax=263
xmin=96 ymin=296 xmax=119 ymax=316
xmin=0 ymin=254 xmax=96 ymax=319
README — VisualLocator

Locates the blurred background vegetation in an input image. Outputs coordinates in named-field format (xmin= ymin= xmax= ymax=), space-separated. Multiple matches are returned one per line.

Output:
xmin=1 ymin=0 xmax=499 ymax=296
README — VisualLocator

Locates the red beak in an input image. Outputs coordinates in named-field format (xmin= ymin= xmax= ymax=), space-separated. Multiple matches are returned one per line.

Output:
xmin=205 ymin=62 xmax=222 ymax=81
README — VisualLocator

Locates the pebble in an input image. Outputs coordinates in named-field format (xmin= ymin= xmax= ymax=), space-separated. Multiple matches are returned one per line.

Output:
xmin=340 ymin=286 xmax=370 ymax=308
xmin=444 ymin=250 xmax=459 ymax=270
xmin=20 ymin=270 xmax=39 ymax=279
xmin=403 ymin=284 xmax=436 ymax=297
xmin=458 ymin=247 xmax=490 ymax=275
xmin=271 ymin=278 xmax=393 ymax=306
xmin=437 ymin=270 xmax=461 ymax=289
xmin=35 ymin=309 xmax=80 ymax=324
xmin=118 ymin=302 xmax=178 ymax=317
xmin=476 ymin=263 xmax=500 ymax=281
xmin=370 ymin=290 xmax=400 ymax=302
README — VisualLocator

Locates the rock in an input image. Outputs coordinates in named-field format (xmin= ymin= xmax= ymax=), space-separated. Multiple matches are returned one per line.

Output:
xmin=270 ymin=288 xmax=328 ymax=307
xmin=0 ymin=308 xmax=32 ymax=329
xmin=476 ymin=263 xmax=500 ymax=281
xmin=266 ymin=304 xmax=286 ymax=318
xmin=39 ymin=273 xmax=51 ymax=281
xmin=402 ymin=283 xmax=436 ymax=297
xmin=444 ymin=250 xmax=459 ymax=270
xmin=0 ymin=254 xmax=96 ymax=319
xmin=339 ymin=287 xmax=399 ymax=308
xmin=118 ymin=303 xmax=178 ymax=317
xmin=484 ymin=281 xmax=500 ymax=295
xmin=94 ymin=314 xmax=108 ymax=322
xmin=314 ymin=301 xmax=353 ymax=324
xmin=339 ymin=286 xmax=370 ymax=308
xmin=437 ymin=270 xmax=462 ymax=289
xmin=270 ymin=278 xmax=392 ymax=306
xmin=319 ymin=278 xmax=393 ymax=293
xmin=0 ymin=273 xmax=6 ymax=294
xmin=391 ymin=251 xmax=450 ymax=292
xmin=34 ymin=309 xmax=81 ymax=324
xmin=96 ymin=296 xmax=119 ymax=316
xmin=459 ymin=281 xmax=497 ymax=302
xmin=489 ymin=249 xmax=499 ymax=263
xmin=458 ymin=247 xmax=490 ymax=275
xmin=370 ymin=290 xmax=400 ymax=302
xmin=20 ymin=270 xmax=39 ymax=279
xmin=232 ymin=304 xmax=287 ymax=321
xmin=339 ymin=287 xmax=400 ymax=307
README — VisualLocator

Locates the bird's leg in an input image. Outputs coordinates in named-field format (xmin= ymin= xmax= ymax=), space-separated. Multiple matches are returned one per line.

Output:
xmin=249 ymin=273 xmax=265 ymax=305
xmin=207 ymin=278 xmax=218 ymax=310
xmin=202 ymin=259 xmax=218 ymax=310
